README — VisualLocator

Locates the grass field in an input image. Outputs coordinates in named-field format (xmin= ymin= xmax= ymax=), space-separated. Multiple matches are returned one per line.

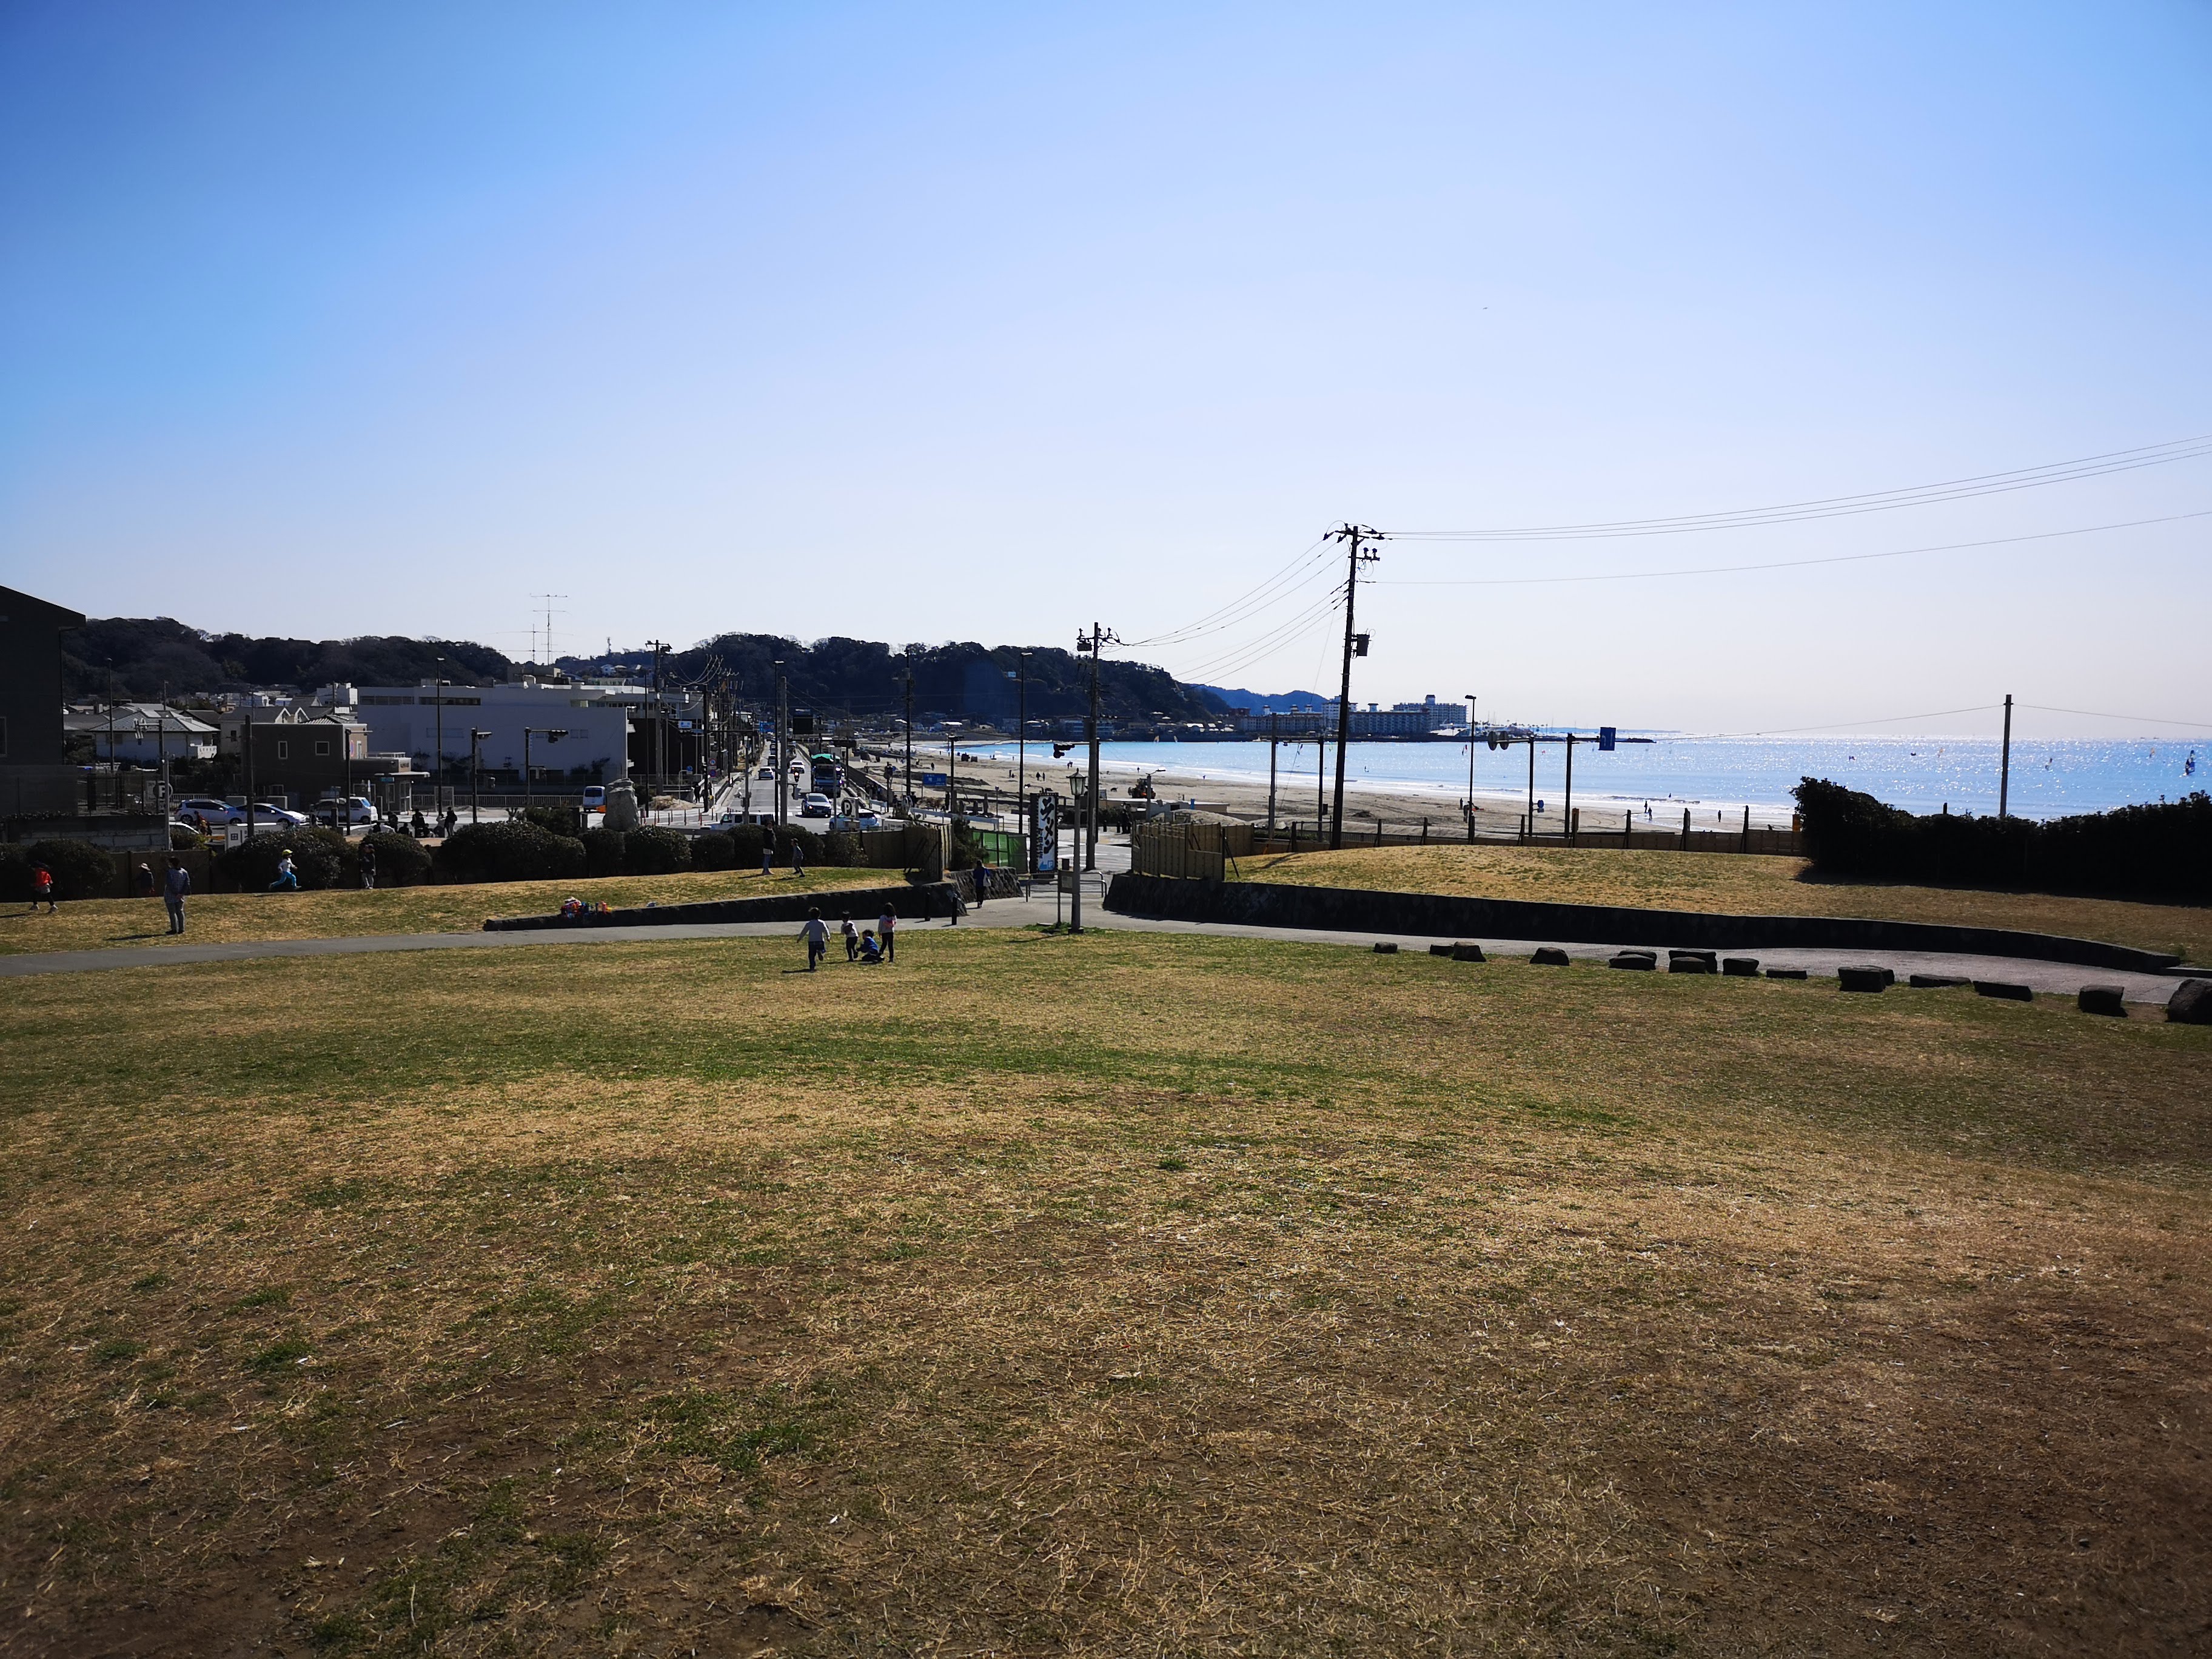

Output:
xmin=3 ymin=928 xmax=2207 ymax=1655
xmin=1236 ymin=843 xmax=2212 ymax=963
xmin=0 ymin=866 xmax=899 ymax=957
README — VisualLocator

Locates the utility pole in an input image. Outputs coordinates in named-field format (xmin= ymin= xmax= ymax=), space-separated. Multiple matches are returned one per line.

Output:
xmin=1266 ymin=712 xmax=1279 ymax=837
xmin=1016 ymin=652 xmax=1030 ymax=870
xmin=1077 ymin=623 xmax=1118 ymax=871
xmin=1324 ymin=525 xmax=1381 ymax=849
xmin=1999 ymin=693 xmax=2014 ymax=819
xmin=902 ymin=662 xmax=915 ymax=813
xmin=643 ymin=641 xmax=669 ymax=794
xmin=1564 ymin=732 xmax=1578 ymax=847
xmin=1526 ymin=736 xmax=1537 ymax=840
xmin=774 ymin=661 xmax=789 ymax=827
xmin=523 ymin=727 xmax=568 ymax=809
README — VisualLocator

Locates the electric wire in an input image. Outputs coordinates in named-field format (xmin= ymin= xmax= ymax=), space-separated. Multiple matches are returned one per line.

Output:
xmin=1372 ymin=509 xmax=2212 ymax=586
xmin=1165 ymin=585 xmax=1347 ymax=685
xmin=2019 ymin=704 xmax=2212 ymax=731
xmin=1384 ymin=435 xmax=2212 ymax=541
xmin=1122 ymin=538 xmax=1335 ymax=648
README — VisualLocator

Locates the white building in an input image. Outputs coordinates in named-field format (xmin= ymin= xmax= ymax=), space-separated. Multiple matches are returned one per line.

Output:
xmin=347 ymin=679 xmax=634 ymax=786
xmin=64 ymin=703 xmax=220 ymax=764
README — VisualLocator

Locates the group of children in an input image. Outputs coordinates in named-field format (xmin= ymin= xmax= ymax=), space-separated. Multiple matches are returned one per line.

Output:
xmin=800 ymin=906 xmax=897 ymax=970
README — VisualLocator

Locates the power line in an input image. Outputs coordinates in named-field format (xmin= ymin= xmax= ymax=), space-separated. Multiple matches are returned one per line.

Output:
xmin=1123 ymin=538 xmax=1335 ymax=648
xmin=1372 ymin=509 xmax=2212 ymax=587
xmin=1384 ymin=435 xmax=2212 ymax=541
xmin=1663 ymin=705 xmax=2003 ymax=741
xmin=2019 ymin=703 xmax=2212 ymax=731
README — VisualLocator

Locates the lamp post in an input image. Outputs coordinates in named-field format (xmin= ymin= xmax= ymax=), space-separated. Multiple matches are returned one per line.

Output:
xmin=432 ymin=657 xmax=446 ymax=819
xmin=1016 ymin=652 xmax=1030 ymax=870
xmin=1464 ymin=694 xmax=1478 ymax=842
xmin=469 ymin=729 xmax=490 ymax=823
xmin=523 ymin=727 xmax=568 ymax=811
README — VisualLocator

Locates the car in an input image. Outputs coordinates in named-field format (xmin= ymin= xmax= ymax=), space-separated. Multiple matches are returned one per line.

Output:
xmin=252 ymin=801 xmax=309 ymax=826
xmin=800 ymin=793 xmax=834 ymax=818
xmin=312 ymin=796 xmax=377 ymax=828
xmin=757 ymin=766 xmax=776 ymax=780
xmin=581 ymin=785 xmax=606 ymax=810
xmin=828 ymin=811 xmax=884 ymax=832
xmin=177 ymin=797 xmax=242 ymax=825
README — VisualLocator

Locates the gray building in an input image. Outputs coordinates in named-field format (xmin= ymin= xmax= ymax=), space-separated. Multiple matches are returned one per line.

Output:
xmin=1 ymin=585 xmax=87 ymax=818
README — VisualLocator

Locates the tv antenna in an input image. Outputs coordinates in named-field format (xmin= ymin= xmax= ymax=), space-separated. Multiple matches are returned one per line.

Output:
xmin=528 ymin=594 xmax=569 ymax=666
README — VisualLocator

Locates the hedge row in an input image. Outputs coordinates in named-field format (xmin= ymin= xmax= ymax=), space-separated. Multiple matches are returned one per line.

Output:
xmin=1794 ymin=778 xmax=2212 ymax=901
xmin=428 ymin=821 xmax=866 ymax=885
xmin=214 ymin=828 xmax=433 ymax=891
xmin=0 ymin=839 xmax=119 ymax=901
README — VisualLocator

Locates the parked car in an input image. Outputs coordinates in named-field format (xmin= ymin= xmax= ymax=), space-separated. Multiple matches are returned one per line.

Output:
xmin=312 ymin=796 xmax=377 ymax=828
xmin=719 ymin=810 xmax=778 ymax=827
xmin=800 ymin=793 xmax=834 ymax=819
xmin=828 ymin=811 xmax=884 ymax=832
xmin=252 ymin=801 xmax=309 ymax=827
xmin=177 ymin=796 xmax=242 ymax=826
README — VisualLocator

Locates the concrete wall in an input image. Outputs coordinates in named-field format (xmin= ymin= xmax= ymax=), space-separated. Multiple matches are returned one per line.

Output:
xmin=1104 ymin=873 xmax=2179 ymax=973
xmin=483 ymin=880 xmax=958 ymax=931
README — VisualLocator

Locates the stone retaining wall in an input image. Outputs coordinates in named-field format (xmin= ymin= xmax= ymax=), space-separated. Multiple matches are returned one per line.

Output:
xmin=484 ymin=880 xmax=958 ymax=933
xmin=1103 ymin=874 xmax=2179 ymax=973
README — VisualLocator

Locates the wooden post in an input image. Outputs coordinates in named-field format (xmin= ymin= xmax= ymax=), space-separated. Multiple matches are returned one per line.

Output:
xmin=1741 ymin=803 xmax=1750 ymax=853
xmin=1681 ymin=806 xmax=1690 ymax=850
xmin=1999 ymin=692 xmax=2013 ymax=819
xmin=1624 ymin=808 xmax=1631 ymax=848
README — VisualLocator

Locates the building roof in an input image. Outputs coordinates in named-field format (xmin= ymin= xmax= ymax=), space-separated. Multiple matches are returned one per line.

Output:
xmin=0 ymin=585 xmax=87 ymax=630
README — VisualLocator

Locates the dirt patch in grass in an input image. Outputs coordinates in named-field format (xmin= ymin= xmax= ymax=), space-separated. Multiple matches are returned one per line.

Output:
xmin=1 ymin=931 xmax=2206 ymax=1654
xmin=0 ymin=864 xmax=898 ymax=958
xmin=1238 ymin=842 xmax=2212 ymax=962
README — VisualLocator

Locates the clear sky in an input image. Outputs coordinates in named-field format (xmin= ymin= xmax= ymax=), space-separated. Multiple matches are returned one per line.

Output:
xmin=3 ymin=2 xmax=2208 ymax=739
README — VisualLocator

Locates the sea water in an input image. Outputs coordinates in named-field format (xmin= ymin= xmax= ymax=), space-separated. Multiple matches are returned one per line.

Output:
xmin=968 ymin=735 xmax=2207 ymax=824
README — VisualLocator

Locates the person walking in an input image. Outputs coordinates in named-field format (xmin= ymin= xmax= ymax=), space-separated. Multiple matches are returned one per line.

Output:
xmin=133 ymin=861 xmax=156 ymax=898
xmin=790 ymin=836 xmax=806 ymax=877
xmin=970 ymin=859 xmax=988 ymax=908
xmin=163 ymin=856 xmax=191 ymax=934
xmin=840 ymin=914 xmax=859 ymax=962
xmin=29 ymin=861 xmax=55 ymax=913
xmin=270 ymin=848 xmax=299 ymax=891
xmin=877 ymin=902 xmax=897 ymax=964
xmin=799 ymin=907 xmax=829 ymax=971
xmin=359 ymin=839 xmax=378 ymax=890
xmin=761 ymin=835 xmax=775 ymax=877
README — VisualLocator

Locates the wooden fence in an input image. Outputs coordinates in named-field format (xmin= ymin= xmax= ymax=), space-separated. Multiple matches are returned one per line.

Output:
xmin=1130 ymin=820 xmax=1255 ymax=880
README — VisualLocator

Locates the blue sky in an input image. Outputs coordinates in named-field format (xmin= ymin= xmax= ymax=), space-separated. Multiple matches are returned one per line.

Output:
xmin=2 ymin=2 xmax=2208 ymax=737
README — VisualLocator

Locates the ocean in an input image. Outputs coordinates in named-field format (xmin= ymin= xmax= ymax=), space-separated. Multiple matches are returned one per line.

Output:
xmin=963 ymin=734 xmax=2208 ymax=825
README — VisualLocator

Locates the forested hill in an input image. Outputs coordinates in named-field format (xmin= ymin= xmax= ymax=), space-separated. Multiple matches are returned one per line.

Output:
xmin=61 ymin=617 xmax=511 ymax=701
xmin=61 ymin=617 xmax=1233 ymax=724
xmin=560 ymin=635 xmax=1228 ymax=725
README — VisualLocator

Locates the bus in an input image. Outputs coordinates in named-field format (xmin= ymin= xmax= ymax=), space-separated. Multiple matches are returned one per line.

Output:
xmin=809 ymin=751 xmax=842 ymax=796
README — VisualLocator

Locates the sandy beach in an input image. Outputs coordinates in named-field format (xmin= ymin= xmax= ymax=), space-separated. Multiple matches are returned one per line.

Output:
xmin=866 ymin=741 xmax=1716 ymax=837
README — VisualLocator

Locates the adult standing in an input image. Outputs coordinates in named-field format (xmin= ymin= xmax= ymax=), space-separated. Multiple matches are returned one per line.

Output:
xmin=163 ymin=856 xmax=191 ymax=934
xmin=877 ymin=902 xmax=897 ymax=964
xmin=762 ymin=834 xmax=775 ymax=877
xmin=799 ymin=907 xmax=829 ymax=972
xmin=359 ymin=839 xmax=377 ymax=890
xmin=133 ymin=862 xmax=156 ymax=898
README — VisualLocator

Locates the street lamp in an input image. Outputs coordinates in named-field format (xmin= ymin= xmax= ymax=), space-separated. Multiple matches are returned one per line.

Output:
xmin=523 ymin=727 xmax=568 ymax=812
xmin=432 ymin=656 xmax=446 ymax=819
xmin=469 ymin=729 xmax=491 ymax=824
xmin=1464 ymin=694 xmax=1479 ymax=843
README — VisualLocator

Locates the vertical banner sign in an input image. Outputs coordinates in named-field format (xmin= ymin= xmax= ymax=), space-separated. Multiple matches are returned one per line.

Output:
xmin=1598 ymin=726 xmax=1617 ymax=752
xmin=1033 ymin=793 xmax=1059 ymax=873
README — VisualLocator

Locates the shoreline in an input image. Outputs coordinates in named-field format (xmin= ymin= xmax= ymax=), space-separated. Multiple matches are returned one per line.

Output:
xmin=883 ymin=742 xmax=1796 ymax=835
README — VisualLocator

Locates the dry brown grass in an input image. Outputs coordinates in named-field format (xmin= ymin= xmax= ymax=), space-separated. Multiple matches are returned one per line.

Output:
xmin=1 ymin=930 xmax=2207 ymax=1655
xmin=0 ymin=865 xmax=897 ymax=957
xmin=1238 ymin=842 xmax=2212 ymax=962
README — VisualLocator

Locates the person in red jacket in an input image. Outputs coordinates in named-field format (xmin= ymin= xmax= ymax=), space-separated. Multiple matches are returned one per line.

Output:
xmin=30 ymin=862 xmax=56 ymax=913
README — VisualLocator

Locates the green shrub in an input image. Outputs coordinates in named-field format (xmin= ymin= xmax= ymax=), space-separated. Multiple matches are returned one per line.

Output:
xmin=691 ymin=830 xmax=736 ymax=871
xmin=218 ymin=828 xmax=347 ymax=891
xmin=21 ymin=838 xmax=118 ymax=899
xmin=354 ymin=830 xmax=430 ymax=888
xmin=169 ymin=823 xmax=204 ymax=851
xmin=625 ymin=826 xmax=692 ymax=875
xmin=726 ymin=823 xmax=766 ymax=868
xmin=520 ymin=803 xmax=581 ymax=837
xmin=1794 ymin=779 xmax=2212 ymax=900
xmin=774 ymin=825 xmax=824 ymax=867
xmin=0 ymin=845 xmax=27 ymax=901
xmin=581 ymin=826 xmax=626 ymax=878
xmin=434 ymin=820 xmax=586 ymax=884
xmin=823 ymin=831 xmax=860 ymax=867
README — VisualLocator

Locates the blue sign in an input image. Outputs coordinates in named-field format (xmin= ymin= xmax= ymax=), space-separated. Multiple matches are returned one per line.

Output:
xmin=922 ymin=772 xmax=948 ymax=787
xmin=1598 ymin=726 xmax=1617 ymax=751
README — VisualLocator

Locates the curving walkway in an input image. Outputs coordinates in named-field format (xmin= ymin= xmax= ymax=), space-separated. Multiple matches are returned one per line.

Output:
xmin=0 ymin=883 xmax=2197 ymax=1005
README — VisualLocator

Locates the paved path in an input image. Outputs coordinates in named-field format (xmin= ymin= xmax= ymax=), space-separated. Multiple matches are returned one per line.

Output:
xmin=1 ymin=883 xmax=2197 ymax=1004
